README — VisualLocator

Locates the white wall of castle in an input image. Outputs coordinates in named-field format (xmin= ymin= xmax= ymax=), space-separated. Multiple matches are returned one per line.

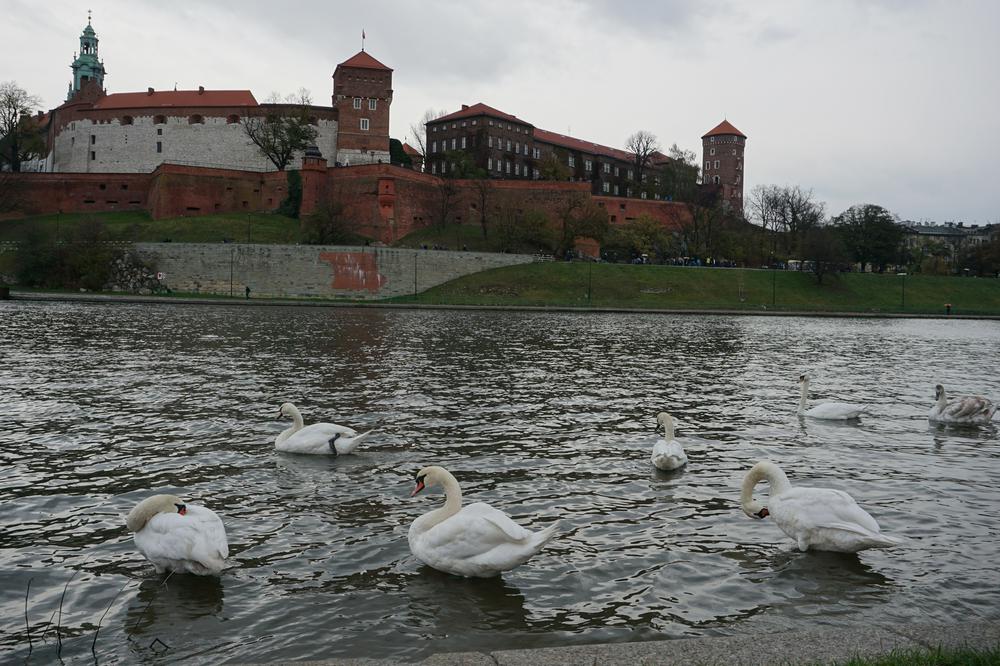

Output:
xmin=337 ymin=148 xmax=391 ymax=166
xmin=50 ymin=114 xmax=338 ymax=173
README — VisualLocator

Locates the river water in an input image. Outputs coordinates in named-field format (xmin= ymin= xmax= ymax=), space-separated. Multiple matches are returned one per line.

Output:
xmin=1 ymin=301 xmax=998 ymax=664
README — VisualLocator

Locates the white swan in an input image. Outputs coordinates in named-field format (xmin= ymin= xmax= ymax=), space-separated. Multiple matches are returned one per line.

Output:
xmin=929 ymin=384 xmax=996 ymax=425
xmin=408 ymin=466 xmax=558 ymax=578
xmin=275 ymin=402 xmax=372 ymax=455
xmin=126 ymin=494 xmax=229 ymax=575
xmin=651 ymin=412 xmax=688 ymax=471
xmin=740 ymin=461 xmax=901 ymax=553
xmin=798 ymin=374 xmax=867 ymax=420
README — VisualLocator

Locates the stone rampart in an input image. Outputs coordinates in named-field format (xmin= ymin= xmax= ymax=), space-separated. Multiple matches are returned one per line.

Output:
xmin=134 ymin=242 xmax=537 ymax=299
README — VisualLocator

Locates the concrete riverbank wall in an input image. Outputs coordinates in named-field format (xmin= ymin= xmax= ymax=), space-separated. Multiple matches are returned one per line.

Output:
xmin=134 ymin=242 xmax=538 ymax=299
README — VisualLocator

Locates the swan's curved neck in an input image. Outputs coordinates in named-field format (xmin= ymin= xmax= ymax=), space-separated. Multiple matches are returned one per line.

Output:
xmin=420 ymin=471 xmax=464 ymax=530
xmin=798 ymin=380 xmax=809 ymax=414
xmin=741 ymin=461 xmax=792 ymax=516
xmin=936 ymin=389 xmax=948 ymax=410
xmin=286 ymin=405 xmax=305 ymax=431
xmin=662 ymin=416 xmax=675 ymax=440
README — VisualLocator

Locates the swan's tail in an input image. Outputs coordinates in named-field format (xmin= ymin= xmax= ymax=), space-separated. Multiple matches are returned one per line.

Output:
xmin=531 ymin=522 xmax=559 ymax=550
xmin=333 ymin=430 xmax=373 ymax=455
xmin=868 ymin=532 xmax=905 ymax=549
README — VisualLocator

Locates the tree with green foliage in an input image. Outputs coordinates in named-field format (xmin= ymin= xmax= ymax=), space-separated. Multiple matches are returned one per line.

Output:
xmin=493 ymin=206 xmax=552 ymax=253
xmin=15 ymin=218 xmax=128 ymax=290
xmin=389 ymin=138 xmax=412 ymax=168
xmin=832 ymin=204 xmax=905 ymax=272
xmin=278 ymin=169 xmax=302 ymax=218
xmin=657 ymin=143 xmax=700 ymax=203
xmin=800 ymin=226 xmax=849 ymax=284
xmin=602 ymin=215 xmax=677 ymax=263
xmin=554 ymin=195 xmax=609 ymax=258
xmin=441 ymin=149 xmax=486 ymax=179
xmin=301 ymin=196 xmax=352 ymax=245
xmin=242 ymin=90 xmax=318 ymax=170
xmin=538 ymin=151 xmax=571 ymax=181
xmin=0 ymin=81 xmax=44 ymax=172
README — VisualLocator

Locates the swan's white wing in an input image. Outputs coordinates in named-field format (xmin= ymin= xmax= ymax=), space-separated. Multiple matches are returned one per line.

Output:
xmin=134 ymin=505 xmax=228 ymax=573
xmin=804 ymin=402 xmax=866 ymax=420
xmin=651 ymin=438 xmax=688 ymax=470
xmin=277 ymin=422 xmax=359 ymax=454
xmin=946 ymin=396 xmax=995 ymax=420
xmin=419 ymin=502 xmax=529 ymax=558
xmin=771 ymin=487 xmax=881 ymax=534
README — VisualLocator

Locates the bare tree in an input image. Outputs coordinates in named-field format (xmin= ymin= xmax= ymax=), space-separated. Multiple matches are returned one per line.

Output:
xmin=747 ymin=185 xmax=825 ymax=259
xmin=625 ymin=130 xmax=660 ymax=188
xmin=471 ymin=178 xmax=492 ymax=239
xmin=242 ymin=89 xmax=318 ymax=170
xmin=0 ymin=81 xmax=43 ymax=172
xmin=409 ymin=108 xmax=447 ymax=159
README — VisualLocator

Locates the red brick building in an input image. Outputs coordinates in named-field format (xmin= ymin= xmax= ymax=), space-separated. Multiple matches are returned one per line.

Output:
xmin=424 ymin=103 xmax=677 ymax=200
xmin=331 ymin=51 xmax=393 ymax=165
xmin=701 ymin=119 xmax=747 ymax=212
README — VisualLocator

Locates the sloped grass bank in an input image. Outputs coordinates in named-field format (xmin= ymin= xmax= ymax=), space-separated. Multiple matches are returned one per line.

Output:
xmin=391 ymin=262 xmax=1000 ymax=315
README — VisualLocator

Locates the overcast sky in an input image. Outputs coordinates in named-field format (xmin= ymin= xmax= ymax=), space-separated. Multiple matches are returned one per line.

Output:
xmin=8 ymin=0 xmax=999 ymax=224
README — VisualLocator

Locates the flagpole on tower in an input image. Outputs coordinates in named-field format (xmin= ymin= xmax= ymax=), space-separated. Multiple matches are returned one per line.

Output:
xmin=362 ymin=28 xmax=366 ymax=52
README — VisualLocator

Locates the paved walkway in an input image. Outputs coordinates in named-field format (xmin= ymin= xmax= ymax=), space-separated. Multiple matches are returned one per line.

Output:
xmin=241 ymin=620 xmax=999 ymax=665
xmin=7 ymin=290 xmax=996 ymax=320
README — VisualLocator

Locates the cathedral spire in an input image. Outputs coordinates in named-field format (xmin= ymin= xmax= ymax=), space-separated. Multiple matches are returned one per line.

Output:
xmin=68 ymin=13 xmax=107 ymax=101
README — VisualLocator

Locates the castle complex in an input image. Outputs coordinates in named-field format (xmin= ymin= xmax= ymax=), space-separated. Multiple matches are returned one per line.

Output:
xmin=8 ymin=17 xmax=746 ymax=246
xmin=36 ymin=17 xmax=391 ymax=174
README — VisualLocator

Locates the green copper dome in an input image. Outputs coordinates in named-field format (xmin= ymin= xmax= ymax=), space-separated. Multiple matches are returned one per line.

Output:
xmin=67 ymin=14 xmax=106 ymax=100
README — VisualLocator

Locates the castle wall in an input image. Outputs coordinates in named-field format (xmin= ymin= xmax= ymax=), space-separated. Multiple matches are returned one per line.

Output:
xmin=50 ymin=113 xmax=337 ymax=173
xmin=134 ymin=242 xmax=536 ymax=299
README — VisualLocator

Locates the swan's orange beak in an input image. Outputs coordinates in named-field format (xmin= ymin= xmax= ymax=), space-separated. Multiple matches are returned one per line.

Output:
xmin=175 ymin=503 xmax=187 ymax=516
xmin=411 ymin=480 xmax=425 ymax=497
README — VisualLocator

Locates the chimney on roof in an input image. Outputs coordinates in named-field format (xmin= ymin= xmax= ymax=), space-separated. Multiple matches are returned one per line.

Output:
xmin=461 ymin=104 xmax=469 ymax=110
xmin=147 ymin=87 xmax=154 ymax=95
xmin=198 ymin=86 xmax=204 ymax=94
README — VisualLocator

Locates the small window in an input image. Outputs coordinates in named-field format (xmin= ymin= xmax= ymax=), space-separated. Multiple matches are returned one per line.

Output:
xmin=568 ymin=155 xmax=575 ymax=167
xmin=732 ymin=149 xmax=737 ymax=155
xmin=121 ymin=115 xmax=133 ymax=125
xmin=714 ymin=160 xmax=720 ymax=168
xmin=227 ymin=114 xmax=240 ymax=124
xmin=432 ymin=140 xmax=437 ymax=152
xmin=90 ymin=151 xmax=95 ymax=160
xmin=713 ymin=175 xmax=720 ymax=184
xmin=471 ymin=120 xmax=477 ymax=125
xmin=603 ymin=163 xmax=610 ymax=173
xmin=451 ymin=138 xmax=456 ymax=149
xmin=360 ymin=118 xmax=370 ymax=131
xmin=353 ymin=97 xmax=362 ymax=109
xmin=628 ymin=170 xmax=633 ymax=179
xmin=614 ymin=166 xmax=619 ymax=176
xmin=461 ymin=136 xmax=466 ymax=149
xmin=705 ymin=161 xmax=711 ymax=171
xmin=189 ymin=114 xmax=204 ymax=124
xmin=488 ymin=157 xmax=493 ymax=170
xmin=154 ymin=115 xmax=166 ymax=125
xmin=602 ymin=182 xmax=610 ymax=193
xmin=585 ymin=160 xmax=592 ymax=171
xmin=157 ymin=128 xmax=163 ymax=136
xmin=488 ymin=136 xmax=493 ymax=148
xmin=369 ymin=98 xmax=377 ymax=111
xmin=710 ymin=137 xmax=716 ymax=143
xmin=710 ymin=148 xmax=715 ymax=155
xmin=156 ymin=141 xmax=162 ymax=153
xmin=90 ymin=135 xmax=96 ymax=145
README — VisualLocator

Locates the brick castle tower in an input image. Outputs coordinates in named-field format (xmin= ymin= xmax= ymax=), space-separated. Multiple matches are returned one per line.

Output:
xmin=332 ymin=50 xmax=393 ymax=165
xmin=701 ymin=120 xmax=746 ymax=212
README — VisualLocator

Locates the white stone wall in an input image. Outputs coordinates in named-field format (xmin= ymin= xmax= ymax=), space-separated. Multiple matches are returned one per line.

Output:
xmin=336 ymin=148 xmax=391 ymax=166
xmin=50 ymin=115 xmax=338 ymax=173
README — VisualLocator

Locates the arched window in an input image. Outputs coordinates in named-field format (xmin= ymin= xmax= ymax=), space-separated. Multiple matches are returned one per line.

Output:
xmin=226 ymin=114 xmax=240 ymax=124
xmin=712 ymin=175 xmax=720 ymax=185
xmin=188 ymin=114 xmax=204 ymax=124
xmin=154 ymin=115 xmax=166 ymax=124
xmin=121 ymin=115 xmax=133 ymax=125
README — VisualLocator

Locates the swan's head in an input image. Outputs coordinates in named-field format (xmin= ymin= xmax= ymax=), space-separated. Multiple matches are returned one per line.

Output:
xmin=126 ymin=494 xmax=187 ymax=532
xmin=410 ymin=465 xmax=449 ymax=497
xmin=934 ymin=384 xmax=945 ymax=400
xmin=278 ymin=402 xmax=295 ymax=419
xmin=740 ymin=461 xmax=788 ymax=521
xmin=799 ymin=373 xmax=809 ymax=384
xmin=656 ymin=412 xmax=673 ymax=432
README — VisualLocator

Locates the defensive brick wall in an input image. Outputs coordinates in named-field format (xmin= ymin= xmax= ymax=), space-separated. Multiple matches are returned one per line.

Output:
xmin=135 ymin=242 xmax=537 ymax=299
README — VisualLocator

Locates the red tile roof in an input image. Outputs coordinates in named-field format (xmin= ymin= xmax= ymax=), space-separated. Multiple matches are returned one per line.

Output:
xmin=432 ymin=102 xmax=530 ymax=126
xmin=401 ymin=142 xmax=423 ymax=157
xmin=93 ymin=90 xmax=258 ymax=109
xmin=702 ymin=119 xmax=746 ymax=139
xmin=337 ymin=51 xmax=392 ymax=71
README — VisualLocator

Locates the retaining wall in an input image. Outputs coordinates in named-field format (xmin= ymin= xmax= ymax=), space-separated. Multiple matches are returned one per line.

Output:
xmin=135 ymin=242 xmax=537 ymax=299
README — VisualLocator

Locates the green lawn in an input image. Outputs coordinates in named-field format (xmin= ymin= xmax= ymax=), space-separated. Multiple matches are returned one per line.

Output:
xmin=391 ymin=262 xmax=1000 ymax=315
xmin=0 ymin=210 xmax=303 ymax=244
xmin=832 ymin=646 xmax=1000 ymax=665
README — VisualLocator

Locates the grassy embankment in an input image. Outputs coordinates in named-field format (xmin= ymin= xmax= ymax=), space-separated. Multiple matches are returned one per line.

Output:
xmin=833 ymin=646 xmax=1000 ymax=665
xmin=389 ymin=261 xmax=1000 ymax=315
xmin=2 ymin=212 xmax=998 ymax=315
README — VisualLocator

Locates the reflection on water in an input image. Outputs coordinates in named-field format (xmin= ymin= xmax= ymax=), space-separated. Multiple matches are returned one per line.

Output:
xmin=0 ymin=302 xmax=998 ymax=663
